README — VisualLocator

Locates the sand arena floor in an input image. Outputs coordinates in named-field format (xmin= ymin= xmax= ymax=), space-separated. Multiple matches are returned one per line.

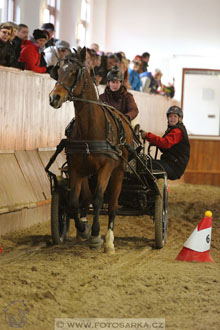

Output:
xmin=0 ymin=183 xmax=220 ymax=330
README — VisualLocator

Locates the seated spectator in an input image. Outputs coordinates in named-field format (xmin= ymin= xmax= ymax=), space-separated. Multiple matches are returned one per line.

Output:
xmin=19 ymin=29 xmax=50 ymax=73
xmin=13 ymin=24 xmax=29 ymax=61
xmin=44 ymin=40 xmax=70 ymax=67
xmin=140 ymin=68 xmax=162 ymax=94
xmin=141 ymin=52 xmax=150 ymax=72
xmin=128 ymin=60 xmax=142 ymax=91
xmin=41 ymin=23 xmax=58 ymax=48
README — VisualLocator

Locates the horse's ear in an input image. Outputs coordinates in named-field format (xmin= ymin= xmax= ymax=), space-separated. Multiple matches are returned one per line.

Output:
xmin=80 ymin=47 xmax=87 ymax=63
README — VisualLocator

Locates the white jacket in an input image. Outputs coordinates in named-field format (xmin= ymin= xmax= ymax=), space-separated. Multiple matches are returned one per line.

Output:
xmin=44 ymin=46 xmax=60 ymax=66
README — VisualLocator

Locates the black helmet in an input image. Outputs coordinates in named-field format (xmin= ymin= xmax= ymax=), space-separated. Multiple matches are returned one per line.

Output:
xmin=166 ymin=106 xmax=183 ymax=118
xmin=107 ymin=66 xmax=124 ymax=82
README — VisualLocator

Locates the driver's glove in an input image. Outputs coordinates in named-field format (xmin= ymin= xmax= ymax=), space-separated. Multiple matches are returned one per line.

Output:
xmin=140 ymin=130 xmax=147 ymax=140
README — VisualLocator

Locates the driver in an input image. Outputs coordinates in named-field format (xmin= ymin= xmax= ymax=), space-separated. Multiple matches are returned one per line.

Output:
xmin=141 ymin=106 xmax=190 ymax=180
xmin=99 ymin=66 xmax=139 ymax=121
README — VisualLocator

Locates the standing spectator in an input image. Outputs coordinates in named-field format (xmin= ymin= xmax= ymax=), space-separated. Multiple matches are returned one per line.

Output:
xmin=90 ymin=43 xmax=99 ymax=53
xmin=0 ymin=23 xmax=14 ymax=66
xmin=128 ymin=60 xmax=142 ymax=91
xmin=19 ymin=29 xmax=49 ymax=73
xmin=41 ymin=23 xmax=58 ymax=48
xmin=99 ymin=66 xmax=139 ymax=121
xmin=13 ymin=24 xmax=29 ymax=61
xmin=141 ymin=52 xmax=150 ymax=72
xmin=44 ymin=40 xmax=70 ymax=67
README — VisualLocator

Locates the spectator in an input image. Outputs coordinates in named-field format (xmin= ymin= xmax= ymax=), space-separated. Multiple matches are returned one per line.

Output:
xmin=90 ymin=43 xmax=99 ymax=53
xmin=140 ymin=68 xmax=162 ymax=94
xmin=116 ymin=51 xmax=131 ymax=89
xmin=133 ymin=55 xmax=143 ymax=73
xmin=141 ymin=52 xmax=150 ymax=72
xmin=0 ymin=23 xmax=14 ymax=66
xmin=99 ymin=66 xmax=139 ymax=121
xmin=6 ymin=21 xmax=18 ymax=41
xmin=99 ymin=53 xmax=120 ymax=85
xmin=13 ymin=24 xmax=29 ymax=61
xmin=41 ymin=23 xmax=58 ymax=48
xmin=128 ymin=60 xmax=142 ymax=91
xmin=140 ymin=106 xmax=190 ymax=180
xmin=44 ymin=40 xmax=70 ymax=67
xmin=19 ymin=29 xmax=50 ymax=73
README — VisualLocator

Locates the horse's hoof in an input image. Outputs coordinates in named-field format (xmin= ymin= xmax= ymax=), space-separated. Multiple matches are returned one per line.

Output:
xmin=89 ymin=236 xmax=103 ymax=249
xmin=104 ymin=246 xmax=115 ymax=254
xmin=76 ymin=222 xmax=91 ymax=241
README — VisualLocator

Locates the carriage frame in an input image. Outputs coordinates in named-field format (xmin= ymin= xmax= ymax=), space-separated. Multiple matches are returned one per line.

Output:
xmin=45 ymin=125 xmax=168 ymax=249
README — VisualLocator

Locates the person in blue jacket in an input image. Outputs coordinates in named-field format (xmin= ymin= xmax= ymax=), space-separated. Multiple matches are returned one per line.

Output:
xmin=128 ymin=60 xmax=142 ymax=91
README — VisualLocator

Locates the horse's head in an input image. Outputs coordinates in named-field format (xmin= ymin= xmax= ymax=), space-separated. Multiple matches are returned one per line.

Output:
xmin=49 ymin=47 xmax=87 ymax=109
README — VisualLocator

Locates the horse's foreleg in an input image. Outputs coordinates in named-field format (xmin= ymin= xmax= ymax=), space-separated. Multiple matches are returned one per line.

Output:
xmin=104 ymin=168 xmax=124 ymax=254
xmin=89 ymin=166 xmax=112 ymax=249
xmin=69 ymin=178 xmax=91 ymax=240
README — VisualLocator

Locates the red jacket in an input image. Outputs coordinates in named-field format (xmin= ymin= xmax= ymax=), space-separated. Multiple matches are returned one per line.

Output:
xmin=146 ymin=128 xmax=183 ymax=149
xmin=19 ymin=40 xmax=46 ymax=73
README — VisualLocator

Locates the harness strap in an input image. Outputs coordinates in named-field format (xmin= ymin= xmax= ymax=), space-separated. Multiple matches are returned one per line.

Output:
xmin=66 ymin=140 xmax=121 ymax=159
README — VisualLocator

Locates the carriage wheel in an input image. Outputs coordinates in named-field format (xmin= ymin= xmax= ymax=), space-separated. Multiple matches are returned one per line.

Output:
xmin=51 ymin=190 xmax=70 ymax=244
xmin=154 ymin=177 xmax=168 ymax=249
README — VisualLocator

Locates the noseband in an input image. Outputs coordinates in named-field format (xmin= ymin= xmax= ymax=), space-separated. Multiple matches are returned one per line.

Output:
xmin=56 ymin=56 xmax=88 ymax=101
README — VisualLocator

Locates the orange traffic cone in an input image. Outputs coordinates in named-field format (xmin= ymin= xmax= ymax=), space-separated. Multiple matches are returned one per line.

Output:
xmin=176 ymin=211 xmax=214 ymax=262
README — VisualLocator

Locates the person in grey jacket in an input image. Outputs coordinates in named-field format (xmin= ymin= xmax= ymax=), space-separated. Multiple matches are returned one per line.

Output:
xmin=44 ymin=40 xmax=70 ymax=67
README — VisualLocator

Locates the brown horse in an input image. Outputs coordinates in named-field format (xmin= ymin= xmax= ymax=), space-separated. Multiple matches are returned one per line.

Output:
xmin=49 ymin=47 xmax=133 ymax=253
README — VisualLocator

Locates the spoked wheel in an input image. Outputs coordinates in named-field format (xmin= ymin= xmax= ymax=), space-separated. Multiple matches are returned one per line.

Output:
xmin=154 ymin=176 xmax=168 ymax=249
xmin=51 ymin=190 xmax=70 ymax=244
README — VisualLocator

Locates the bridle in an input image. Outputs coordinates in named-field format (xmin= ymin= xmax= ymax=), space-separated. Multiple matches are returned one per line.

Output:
xmin=56 ymin=55 xmax=88 ymax=101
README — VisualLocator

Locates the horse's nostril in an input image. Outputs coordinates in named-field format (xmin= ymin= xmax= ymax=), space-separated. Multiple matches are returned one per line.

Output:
xmin=50 ymin=94 xmax=60 ymax=105
xmin=55 ymin=94 xmax=61 ymax=102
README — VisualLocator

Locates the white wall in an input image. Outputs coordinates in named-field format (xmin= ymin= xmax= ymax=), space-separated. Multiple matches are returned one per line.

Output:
xmin=90 ymin=0 xmax=220 ymax=101
xmin=8 ymin=0 xmax=220 ymax=104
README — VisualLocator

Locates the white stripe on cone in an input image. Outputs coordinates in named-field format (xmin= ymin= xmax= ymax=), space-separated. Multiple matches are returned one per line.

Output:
xmin=184 ymin=226 xmax=212 ymax=252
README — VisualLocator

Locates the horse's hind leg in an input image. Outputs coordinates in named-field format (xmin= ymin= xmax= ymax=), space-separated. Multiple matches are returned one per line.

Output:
xmin=80 ymin=178 xmax=92 ymax=222
xmin=104 ymin=169 xmax=124 ymax=254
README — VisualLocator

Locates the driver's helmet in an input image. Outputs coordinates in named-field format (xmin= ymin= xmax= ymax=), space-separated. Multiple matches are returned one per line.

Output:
xmin=107 ymin=66 xmax=124 ymax=82
xmin=166 ymin=106 xmax=183 ymax=118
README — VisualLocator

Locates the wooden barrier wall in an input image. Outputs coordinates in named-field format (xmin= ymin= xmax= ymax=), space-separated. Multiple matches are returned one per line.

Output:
xmin=0 ymin=66 xmax=180 ymax=235
xmin=185 ymin=136 xmax=220 ymax=186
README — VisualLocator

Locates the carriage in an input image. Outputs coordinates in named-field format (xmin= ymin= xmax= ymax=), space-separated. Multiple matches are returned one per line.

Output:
xmin=45 ymin=128 xmax=168 ymax=250
xmin=46 ymin=47 xmax=168 ymax=253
